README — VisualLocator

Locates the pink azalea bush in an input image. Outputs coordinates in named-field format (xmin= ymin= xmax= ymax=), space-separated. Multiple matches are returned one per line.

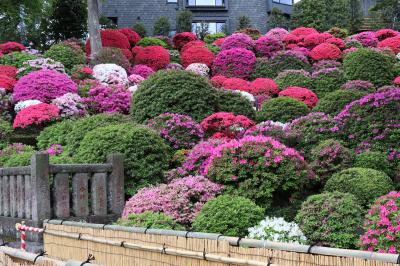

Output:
xmin=221 ymin=33 xmax=254 ymax=51
xmin=147 ymin=113 xmax=204 ymax=149
xmin=13 ymin=103 xmax=60 ymax=129
xmin=254 ymin=36 xmax=283 ymax=58
xmin=13 ymin=70 xmax=77 ymax=103
xmin=359 ymin=191 xmax=400 ymax=254
xmin=128 ymin=64 xmax=155 ymax=78
xmin=51 ymin=93 xmax=87 ymax=118
xmin=279 ymin=87 xmax=319 ymax=109
xmin=352 ymin=32 xmax=378 ymax=47
xmin=83 ymin=85 xmax=131 ymax=114
xmin=122 ymin=175 xmax=224 ymax=225
xmin=265 ymin=28 xmax=289 ymax=41
xmin=212 ymin=48 xmax=256 ymax=79
xmin=341 ymin=80 xmax=375 ymax=92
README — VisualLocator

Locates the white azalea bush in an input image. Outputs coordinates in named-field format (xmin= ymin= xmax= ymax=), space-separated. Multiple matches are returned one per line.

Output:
xmin=247 ymin=217 xmax=307 ymax=244
xmin=14 ymin=100 xmax=42 ymax=113
xmin=92 ymin=63 xmax=128 ymax=86
xmin=185 ymin=63 xmax=210 ymax=77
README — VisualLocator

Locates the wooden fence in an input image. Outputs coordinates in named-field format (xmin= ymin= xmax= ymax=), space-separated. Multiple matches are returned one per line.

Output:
xmin=43 ymin=220 xmax=399 ymax=266
xmin=0 ymin=153 xmax=124 ymax=241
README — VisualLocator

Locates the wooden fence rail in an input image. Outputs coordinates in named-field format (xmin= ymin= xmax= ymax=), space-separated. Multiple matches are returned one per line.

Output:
xmin=0 ymin=153 xmax=124 ymax=241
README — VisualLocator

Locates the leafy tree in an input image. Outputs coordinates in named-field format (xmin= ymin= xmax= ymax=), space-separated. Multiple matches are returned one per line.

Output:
xmin=176 ymin=10 xmax=193 ymax=33
xmin=369 ymin=0 xmax=400 ymax=30
xmin=99 ymin=15 xmax=118 ymax=29
xmin=195 ymin=21 xmax=210 ymax=40
xmin=153 ymin=16 xmax=171 ymax=36
xmin=48 ymin=0 xmax=87 ymax=42
xmin=132 ymin=22 xmax=147 ymax=37
xmin=237 ymin=15 xmax=251 ymax=30
xmin=268 ymin=7 xmax=291 ymax=30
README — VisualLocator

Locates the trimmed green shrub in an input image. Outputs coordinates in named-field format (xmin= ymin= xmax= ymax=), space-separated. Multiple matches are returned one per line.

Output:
xmin=37 ymin=119 xmax=75 ymax=151
xmin=295 ymin=192 xmax=363 ymax=249
xmin=76 ymin=123 xmax=171 ymax=195
xmin=215 ymin=89 xmax=256 ymax=120
xmin=204 ymin=33 xmax=226 ymax=44
xmin=205 ymin=44 xmax=220 ymax=55
xmin=312 ymin=68 xmax=346 ymax=99
xmin=310 ymin=139 xmax=354 ymax=186
xmin=192 ymin=195 xmax=264 ymax=237
xmin=137 ymin=37 xmax=168 ymax=48
xmin=0 ymin=119 xmax=12 ymax=150
xmin=343 ymin=48 xmax=395 ymax=87
xmin=116 ymin=212 xmax=184 ymax=230
xmin=0 ymin=144 xmax=35 ymax=167
xmin=132 ymin=23 xmax=147 ymax=37
xmin=92 ymin=47 xmax=130 ymax=69
xmin=0 ymin=52 xmax=38 ymax=68
xmin=153 ymin=17 xmax=171 ymax=36
xmin=275 ymin=70 xmax=313 ymax=90
xmin=66 ymin=114 xmax=131 ymax=155
xmin=44 ymin=43 xmax=85 ymax=71
xmin=176 ymin=10 xmax=193 ymax=33
xmin=3 ymin=150 xmax=35 ymax=167
xmin=256 ymin=97 xmax=309 ymax=123
xmin=131 ymin=70 xmax=217 ymax=123
xmin=354 ymin=151 xmax=393 ymax=177
xmin=324 ymin=168 xmax=394 ymax=207
xmin=314 ymin=89 xmax=368 ymax=115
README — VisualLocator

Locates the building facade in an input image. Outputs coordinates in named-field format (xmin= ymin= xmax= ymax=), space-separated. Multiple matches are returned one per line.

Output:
xmin=100 ymin=0 xmax=294 ymax=35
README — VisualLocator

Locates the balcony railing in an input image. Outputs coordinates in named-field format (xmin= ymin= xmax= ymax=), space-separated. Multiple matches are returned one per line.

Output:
xmin=186 ymin=0 xmax=225 ymax=7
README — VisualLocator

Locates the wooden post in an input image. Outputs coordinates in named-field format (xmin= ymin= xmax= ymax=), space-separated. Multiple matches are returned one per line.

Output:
xmin=72 ymin=173 xmax=89 ymax=217
xmin=53 ymin=173 xmax=70 ymax=218
xmin=107 ymin=154 xmax=124 ymax=215
xmin=30 ymin=152 xmax=51 ymax=222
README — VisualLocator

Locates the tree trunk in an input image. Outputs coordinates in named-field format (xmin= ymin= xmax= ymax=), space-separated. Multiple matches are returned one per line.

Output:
xmin=88 ymin=0 xmax=102 ymax=59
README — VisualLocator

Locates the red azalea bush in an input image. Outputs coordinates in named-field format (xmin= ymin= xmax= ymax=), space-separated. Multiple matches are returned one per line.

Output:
xmin=71 ymin=66 xmax=94 ymax=81
xmin=181 ymin=40 xmax=206 ymax=53
xmin=84 ymin=84 xmax=131 ymax=114
xmin=303 ymin=33 xmax=331 ymax=48
xmin=118 ymin=28 xmax=141 ymax=46
xmin=85 ymin=29 xmax=131 ymax=55
xmin=13 ymin=70 xmax=78 ymax=103
xmin=173 ymin=32 xmax=198 ymax=50
xmin=212 ymin=48 xmax=256 ymax=79
xmin=310 ymin=43 xmax=342 ymax=61
xmin=393 ymin=76 xmax=400 ymax=86
xmin=0 ymin=75 xmax=16 ymax=92
xmin=359 ymin=191 xmax=400 ymax=254
xmin=279 ymin=86 xmax=319 ymax=109
xmin=13 ymin=103 xmax=59 ymax=129
xmin=254 ymin=36 xmax=283 ymax=58
xmin=0 ymin=42 xmax=25 ymax=54
xmin=284 ymin=34 xmax=302 ymax=45
xmin=134 ymin=46 xmax=170 ymax=70
xmin=250 ymin=78 xmax=279 ymax=96
xmin=291 ymin=27 xmax=319 ymax=38
xmin=325 ymin=38 xmax=346 ymax=50
xmin=375 ymin=29 xmax=399 ymax=41
xmin=221 ymin=77 xmax=250 ymax=92
xmin=221 ymin=33 xmax=254 ymax=51
xmin=213 ymin=38 xmax=225 ymax=47
xmin=120 ymin=48 xmax=133 ymax=62
xmin=210 ymin=75 xmax=228 ymax=88
xmin=377 ymin=36 xmax=400 ymax=54
xmin=131 ymin=46 xmax=144 ymax=59
xmin=201 ymin=112 xmax=255 ymax=139
xmin=0 ymin=66 xmax=17 ymax=78
xmin=181 ymin=46 xmax=215 ymax=68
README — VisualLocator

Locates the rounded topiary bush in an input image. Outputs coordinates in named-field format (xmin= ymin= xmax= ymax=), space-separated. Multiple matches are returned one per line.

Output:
xmin=278 ymin=87 xmax=318 ymax=109
xmin=310 ymin=139 xmax=354 ymax=186
xmin=211 ymin=48 xmax=256 ymax=79
xmin=118 ymin=28 xmax=141 ymax=46
xmin=257 ymin=97 xmax=309 ymax=123
xmin=181 ymin=46 xmax=215 ymax=68
xmin=254 ymin=36 xmax=283 ymax=58
xmin=359 ymin=191 xmax=400 ymax=253
xmin=173 ymin=32 xmax=198 ymax=51
xmin=134 ymin=46 xmax=170 ymax=70
xmin=85 ymin=29 xmax=130 ymax=55
xmin=354 ymin=151 xmax=393 ymax=177
xmin=77 ymin=123 xmax=171 ymax=195
xmin=204 ymin=136 xmax=309 ymax=207
xmin=250 ymin=50 xmax=311 ymax=79
xmin=324 ymin=168 xmax=394 ymax=207
xmin=295 ymin=192 xmax=363 ymax=249
xmin=192 ymin=195 xmax=264 ymax=237
xmin=275 ymin=70 xmax=313 ymax=90
xmin=312 ymin=67 xmax=346 ymax=98
xmin=313 ymin=89 xmax=368 ymax=115
xmin=137 ymin=37 xmax=168 ymax=48
xmin=117 ymin=212 xmax=184 ymax=230
xmin=37 ymin=119 xmax=75 ymax=151
xmin=92 ymin=48 xmax=130 ymax=70
xmin=0 ymin=52 xmax=37 ymax=68
xmin=221 ymin=33 xmax=254 ymax=51
xmin=44 ymin=43 xmax=85 ymax=71
xmin=343 ymin=48 xmax=395 ymax=87
xmin=13 ymin=70 xmax=77 ymax=103
xmin=310 ymin=43 xmax=342 ymax=61
xmin=214 ymin=89 xmax=256 ymax=120
xmin=131 ymin=70 xmax=217 ymax=123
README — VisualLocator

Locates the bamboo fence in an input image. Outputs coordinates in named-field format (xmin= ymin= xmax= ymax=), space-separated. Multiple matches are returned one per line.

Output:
xmin=43 ymin=220 xmax=400 ymax=266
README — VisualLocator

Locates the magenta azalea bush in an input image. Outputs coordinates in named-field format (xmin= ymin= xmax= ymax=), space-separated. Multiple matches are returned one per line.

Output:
xmin=212 ymin=48 xmax=256 ymax=79
xmin=360 ymin=191 xmax=400 ymax=254
xmin=254 ymin=36 xmax=283 ymax=58
xmin=13 ymin=70 xmax=77 ymax=103
xmin=122 ymin=175 xmax=223 ymax=225
xmin=221 ymin=33 xmax=254 ymax=51
xmin=128 ymin=64 xmax=155 ymax=78
xmin=83 ymin=84 xmax=131 ymax=114
xmin=147 ymin=113 xmax=204 ymax=150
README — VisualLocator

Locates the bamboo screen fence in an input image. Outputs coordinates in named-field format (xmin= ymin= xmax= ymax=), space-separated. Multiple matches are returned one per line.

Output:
xmin=43 ymin=220 xmax=400 ymax=266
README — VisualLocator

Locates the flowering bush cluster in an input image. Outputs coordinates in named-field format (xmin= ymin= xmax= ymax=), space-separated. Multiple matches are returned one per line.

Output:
xmin=84 ymin=84 xmax=131 ymax=114
xmin=185 ymin=63 xmax=209 ymax=77
xmin=276 ymin=70 xmax=312 ymax=90
xmin=254 ymin=36 xmax=283 ymax=58
xmin=181 ymin=46 xmax=215 ymax=68
xmin=212 ymin=48 xmax=256 ymax=79
xmin=147 ymin=113 xmax=204 ymax=149
xmin=118 ymin=28 xmax=141 ymax=46
xmin=279 ymin=86 xmax=318 ymax=109
xmin=0 ymin=66 xmax=17 ymax=78
xmin=0 ymin=75 xmax=16 ymax=92
xmin=51 ymin=93 xmax=86 ymax=118
xmin=13 ymin=103 xmax=59 ymax=129
xmin=128 ymin=64 xmax=154 ymax=78
xmin=173 ymin=32 xmax=198 ymax=50
xmin=310 ymin=43 xmax=342 ymax=61
xmin=85 ymin=29 xmax=130 ymax=55
xmin=14 ymin=100 xmax=42 ymax=113
xmin=17 ymin=58 xmax=66 ymax=77
xmin=134 ymin=46 xmax=170 ymax=70
xmin=0 ymin=42 xmax=25 ymax=54
xmin=92 ymin=63 xmax=128 ymax=86
xmin=341 ymin=80 xmax=375 ymax=92
xmin=221 ymin=33 xmax=254 ymax=51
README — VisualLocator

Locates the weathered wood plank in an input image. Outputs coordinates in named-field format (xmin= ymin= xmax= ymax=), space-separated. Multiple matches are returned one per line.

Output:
xmin=53 ymin=173 xmax=70 ymax=218
xmin=72 ymin=173 xmax=89 ymax=217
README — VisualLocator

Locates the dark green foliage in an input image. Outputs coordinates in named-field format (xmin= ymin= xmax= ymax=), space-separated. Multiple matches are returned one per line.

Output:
xmin=327 ymin=27 xmax=349 ymax=38
xmin=3 ymin=150 xmax=35 ymax=167
xmin=343 ymin=48 xmax=395 ymax=87
xmin=137 ymin=37 xmax=168 ymax=48
xmin=312 ymin=68 xmax=346 ymax=99
xmin=76 ymin=123 xmax=171 ymax=195
xmin=275 ymin=70 xmax=313 ymax=90
xmin=131 ymin=70 xmax=217 ymax=123
xmin=37 ymin=119 xmax=75 ymax=151
xmin=132 ymin=22 xmax=147 ymax=37
xmin=0 ymin=119 xmax=12 ymax=150
xmin=295 ymin=192 xmax=363 ymax=248
xmin=44 ymin=43 xmax=85 ymax=71
xmin=91 ymin=47 xmax=130 ymax=69
xmin=251 ymin=57 xmax=311 ymax=80
xmin=257 ymin=97 xmax=309 ymax=123
xmin=204 ymin=33 xmax=226 ymax=44
xmin=0 ymin=52 xmax=37 ymax=68
xmin=324 ymin=168 xmax=394 ymax=207
xmin=153 ymin=17 xmax=171 ymax=36
xmin=192 ymin=195 xmax=264 ymax=237
xmin=0 ymin=144 xmax=35 ymax=167
xmin=237 ymin=16 xmax=252 ymax=30
xmin=268 ymin=7 xmax=291 ymax=30
xmin=48 ymin=0 xmax=87 ymax=42
xmin=314 ymin=89 xmax=368 ymax=115
xmin=176 ymin=10 xmax=193 ymax=33
xmin=99 ymin=16 xmax=118 ymax=29
xmin=354 ymin=151 xmax=393 ymax=177
xmin=214 ymin=89 xmax=256 ymax=120
xmin=116 ymin=212 xmax=185 ymax=230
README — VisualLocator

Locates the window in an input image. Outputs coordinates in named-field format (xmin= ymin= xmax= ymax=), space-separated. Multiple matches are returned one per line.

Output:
xmin=192 ymin=22 xmax=226 ymax=34
xmin=187 ymin=0 xmax=224 ymax=6
xmin=167 ymin=0 xmax=178 ymax=2
xmin=272 ymin=0 xmax=293 ymax=5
